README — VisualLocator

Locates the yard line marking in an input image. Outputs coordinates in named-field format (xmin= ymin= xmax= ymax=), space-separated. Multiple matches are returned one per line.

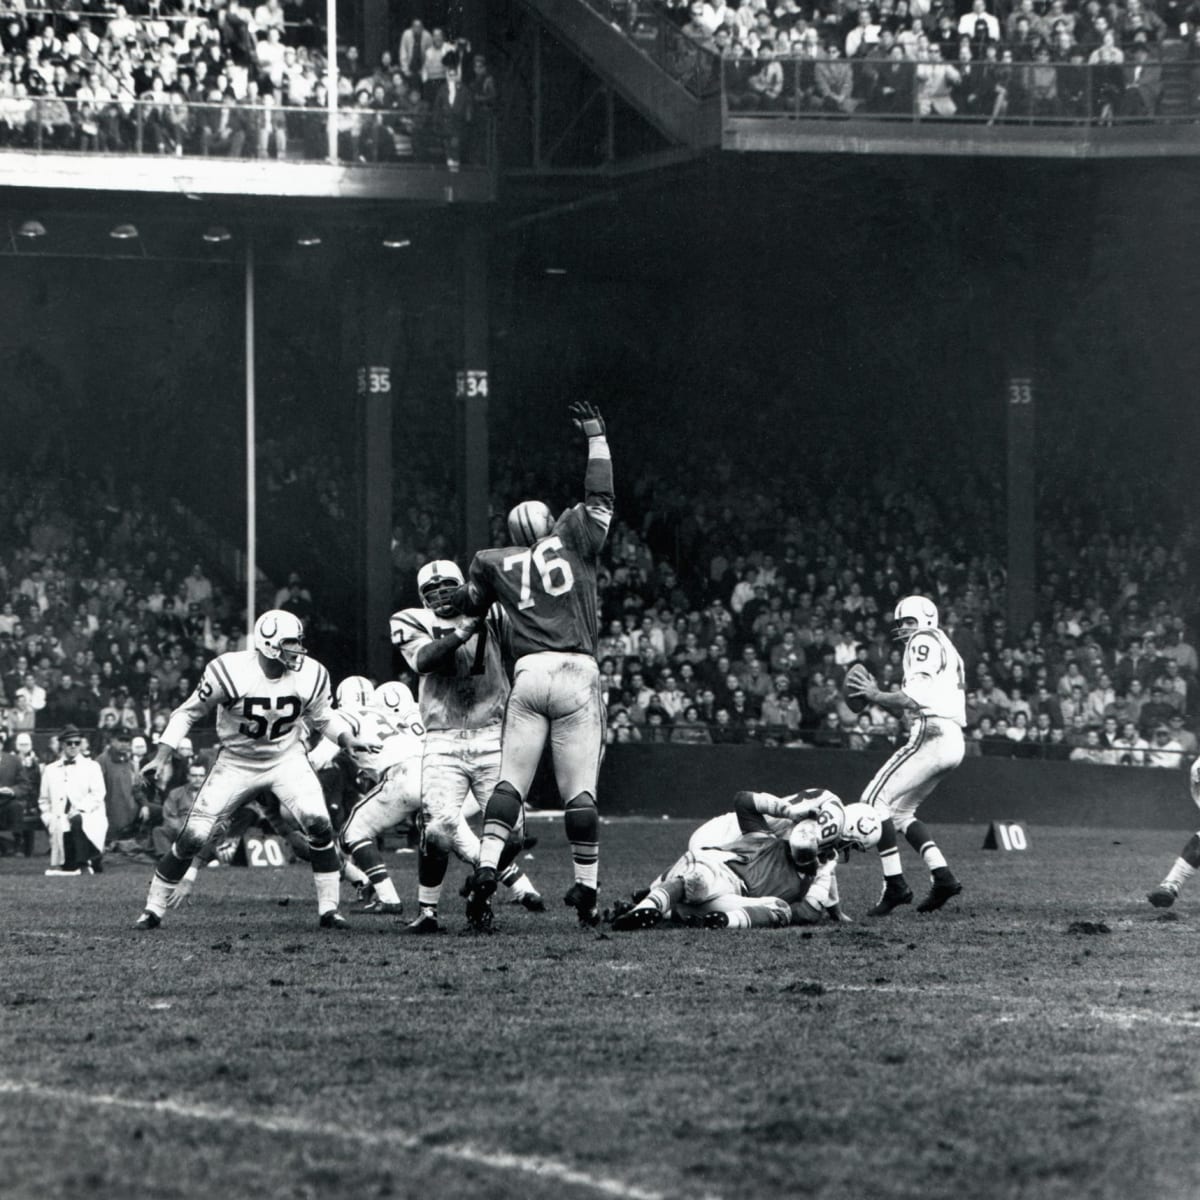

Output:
xmin=0 ymin=1079 xmax=675 ymax=1200
xmin=1088 ymin=1005 xmax=1200 ymax=1031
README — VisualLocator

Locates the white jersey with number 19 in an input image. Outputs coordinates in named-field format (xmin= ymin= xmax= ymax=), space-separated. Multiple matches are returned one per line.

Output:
xmin=161 ymin=650 xmax=347 ymax=762
xmin=902 ymin=629 xmax=966 ymax=727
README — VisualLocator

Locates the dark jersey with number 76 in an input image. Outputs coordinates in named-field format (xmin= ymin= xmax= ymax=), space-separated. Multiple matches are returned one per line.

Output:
xmin=461 ymin=453 xmax=614 ymax=660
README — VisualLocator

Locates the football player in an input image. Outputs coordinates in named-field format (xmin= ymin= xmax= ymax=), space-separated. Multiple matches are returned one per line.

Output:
xmin=134 ymin=610 xmax=381 ymax=930
xmin=326 ymin=675 xmax=426 ymax=915
xmin=847 ymin=595 xmax=966 ymax=916
xmin=1147 ymin=755 xmax=1200 ymax=908
xmin=430 ymin=402 xmax=614 ymax=929
xmin=391 ymin=561 xmax=544 ymax=934
xmin=611 ymin=789 xmax=881 ymax=931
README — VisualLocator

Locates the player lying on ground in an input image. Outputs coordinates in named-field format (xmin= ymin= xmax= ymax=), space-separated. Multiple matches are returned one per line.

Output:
xmin=1148 ymin=755 xmax=1200 ymax=908
xmin=135 ymin=610 xmax=380 ymax=931
xmin=610 ymin=789 xmax=881 ymax=931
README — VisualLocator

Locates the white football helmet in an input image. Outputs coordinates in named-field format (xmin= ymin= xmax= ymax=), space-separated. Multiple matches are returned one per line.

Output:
xmin=787 ymin=820 xmax=821 ymax=871
xmin=841 ymin=803 xmax=882 ymax=851
xmin=253 ymin=609 xmax=306 ymax=670
xmin=892 ymin=595 xmax=939 ymax=643
xmin=373 ymin=680 xmax=417 ymax=718
xmin=417 ymin=560 xmax=464 ymax=611
xmin=507 ymin=500 xmax=553 ymax=547
xmin=335 ymin=675 xmax=374 ymax=710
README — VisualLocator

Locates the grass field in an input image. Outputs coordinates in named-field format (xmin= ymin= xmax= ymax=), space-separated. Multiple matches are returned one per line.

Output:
xmin=1 ymin=817 xmax=1198 ymax=1200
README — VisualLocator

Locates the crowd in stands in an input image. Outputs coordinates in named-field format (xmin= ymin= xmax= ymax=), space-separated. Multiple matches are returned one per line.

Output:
xmin=646 ymin=0 xmax=1200 ymax=118
xmin=0 ymin=3 xmax=497 ymax=166
xmin=1 ymin=409 xmax=1196 ymax=859
xmin=368 ymin=417 xmax=1200 ymax=770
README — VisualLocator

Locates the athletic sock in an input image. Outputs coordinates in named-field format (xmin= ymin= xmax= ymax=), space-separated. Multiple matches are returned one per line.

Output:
xmin=144 ymin=874 xmax=176 ymax=918
xmin=1163 ymin=857 xmax=1197 ymax=892
xmin=372 ymin=877 xmax=401 ymax=905
xmin=342 ymin=860 xmax=368 ymax=887
xmin=313 ymin=870 xmax=340 ymax=915
xmin=417 ymin=885 xmax=442 ymax=909
xmin=565 ymin=793 xmax=599 ymax=889
xmin=477 ymin=782 xmax=523 ymax=873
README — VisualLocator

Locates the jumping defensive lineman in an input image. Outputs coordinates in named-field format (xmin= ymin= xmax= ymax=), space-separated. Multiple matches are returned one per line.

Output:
xmin=847 ymin=595 xmax=965 ymax=916
xmin=135 ymin=610 xmax=379 ymax=930
xmin=432 ymin=402 xmax=614 ymax=928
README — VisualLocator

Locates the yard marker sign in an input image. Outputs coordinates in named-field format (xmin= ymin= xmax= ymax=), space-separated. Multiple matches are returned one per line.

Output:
xmin=982 ymin=821 xmax=1029 ymax=851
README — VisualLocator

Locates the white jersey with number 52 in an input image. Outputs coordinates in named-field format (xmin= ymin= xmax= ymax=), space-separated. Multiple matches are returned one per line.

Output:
xmin=161 ymin=650 xmax=348 ymax=761
xmin=902 ymin=629 xmax=966 ymax=726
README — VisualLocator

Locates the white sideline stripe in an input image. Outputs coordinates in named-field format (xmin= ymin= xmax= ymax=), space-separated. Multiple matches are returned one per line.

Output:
xmin=1088 ymin=1005 xmax=1200 ymax=1031
xmin=0 ymin=1079 xmax=671 ymax=1200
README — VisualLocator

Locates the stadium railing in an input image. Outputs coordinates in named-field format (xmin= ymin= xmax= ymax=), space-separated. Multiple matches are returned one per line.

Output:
xmin=577 ymin=0 xmax=723 ymax=97
xmin=0 ymin=96 xmax=495 ymax=167
xmin=721 ymin=53 xmax=1198 ymax=125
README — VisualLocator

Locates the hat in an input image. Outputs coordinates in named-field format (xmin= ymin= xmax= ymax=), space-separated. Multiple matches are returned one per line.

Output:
xmin=60 ymin=724 xmax=82 ymax=741
xmin=110 ymin=728 xmax=132 ymax=741
xmin=1155 ymin=724 xmax=1170 ymax=734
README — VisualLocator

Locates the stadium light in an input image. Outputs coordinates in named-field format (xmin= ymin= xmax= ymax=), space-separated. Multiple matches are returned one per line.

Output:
xmin=544 ymin=267 xmax=567 ymax=275
xmin=203 ymin=225 xmax=232 ymax=244
xmin=296 ymin=229 xmax=322 ymax=247
xmin=109 ymin=223 xmax=139 ymax=240
xmin=18 ymin=220 xmax=46 ymax=238
xmin=382 ymin=236 xmax=411 ymax=249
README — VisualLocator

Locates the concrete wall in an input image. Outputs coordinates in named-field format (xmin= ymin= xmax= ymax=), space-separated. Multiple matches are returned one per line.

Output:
xmin=596 ymin=746 xmax=1197 ymax=830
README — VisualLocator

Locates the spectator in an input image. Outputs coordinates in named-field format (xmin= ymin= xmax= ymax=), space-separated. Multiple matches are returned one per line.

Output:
xmin=1139 ymin=686 xmax=1177 ymax=737
xmin=1110 ymin=719 xmax=1148 ymax=766
xmin=1069 ymin=728 xmax=1111 ymax=764
xmin=38 ymin=725 xmax=107 ymax=874
xmin=1169 ymin=713 xmax=1197 ymax=756
xmin=1145 ymin=724 xmax=1186 ymax=768
xmin=153 ymin=759 xmax=208 ymax=858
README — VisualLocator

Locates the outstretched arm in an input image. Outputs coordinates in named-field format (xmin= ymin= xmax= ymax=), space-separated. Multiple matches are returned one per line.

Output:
xmin=572 ymin=402 xmax=615 ymax=548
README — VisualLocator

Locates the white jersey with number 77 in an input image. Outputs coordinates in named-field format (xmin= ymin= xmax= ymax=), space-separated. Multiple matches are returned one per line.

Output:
xmin=901 ymin=629 xmax=966 ymax=727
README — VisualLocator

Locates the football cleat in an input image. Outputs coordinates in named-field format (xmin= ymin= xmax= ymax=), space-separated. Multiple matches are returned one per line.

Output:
xmin=404 ymin=908 xmax=440 ymax=934
xmin=917 ymin=877 xmax=963 ymax=913
xmin=354 ymin=882 xmax=376 ymax=906
xmin=319 ymin=910 xmax=349 ymax=930
xmin=513 ymin=891 xmax=546 ymax=912
xmin=701 ymin=911 xmax=730 ymax=929
xmin=1148 ymin=884 xmax=1179 ymax=909
xmin=362 ymin=899 xmax=405 ymax=915
xmin=466 ymin=867 xmax=498 ymax=932
xmin=867 ymin=880 xmax=914 ymax=917
xmin=134 ymin=910 xmax=161 ymax=931
xmin=564 ymin=882 xmax=601 ymax=928
xmin=611 ymin=904 xmax=663 ymax=932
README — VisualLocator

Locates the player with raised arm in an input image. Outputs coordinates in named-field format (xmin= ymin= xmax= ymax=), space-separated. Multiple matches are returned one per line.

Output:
xmin=134 ymin=610 xmax=380 ymax=931
xmin=611 ymin=789 xmax=881 ymax=931
xmin=391 ymin=561 xmax=543 ymax=935
xmin=847 ymin=595 xmax=966 ymax=917
xmin=429 ymin=402 xmax=614 ymax=929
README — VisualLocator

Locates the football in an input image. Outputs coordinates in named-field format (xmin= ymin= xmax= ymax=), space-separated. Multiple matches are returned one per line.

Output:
xmin=844 ymin=664 xmax=873 ymax=714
